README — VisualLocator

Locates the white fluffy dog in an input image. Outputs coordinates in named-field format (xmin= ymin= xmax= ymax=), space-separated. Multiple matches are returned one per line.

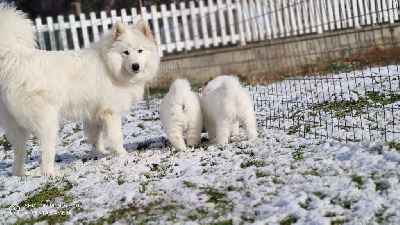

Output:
xmin=201 ymin=76 xmax=257 ymax=144
xmin=0 ymin=4 xmax=160 ymax=177
xmin=160 ymin=79 xmax=202 ymax=150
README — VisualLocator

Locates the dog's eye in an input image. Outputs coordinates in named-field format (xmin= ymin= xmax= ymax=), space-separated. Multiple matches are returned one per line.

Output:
xmin=138 ymin=49 xmax=143 ymax=53
xmin=123 ymin=51 xmax=129 ymax=55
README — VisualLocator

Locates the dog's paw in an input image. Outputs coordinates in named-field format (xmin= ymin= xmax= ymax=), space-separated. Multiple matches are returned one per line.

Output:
xmin=43 ymin=171 xmax=65 ymax=178
xmin=95 ymin=148 xmax=108 ymax=155
xmin=114 ymin=148 xmax=128 ymax=155
xmin=131 ymin=150 xmax=140 ymax=156
xmin=12 ymin=171 xmax=26 ymax=177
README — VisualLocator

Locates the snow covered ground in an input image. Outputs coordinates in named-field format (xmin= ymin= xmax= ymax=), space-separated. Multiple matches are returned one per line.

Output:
xmin=0 ymin=66 xmax=400 ymax=224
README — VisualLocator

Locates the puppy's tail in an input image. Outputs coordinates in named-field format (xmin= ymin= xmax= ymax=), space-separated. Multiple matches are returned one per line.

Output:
xmin=0 ymin=3 xmax=37 ymax=49
xmin=220 ymin=76 xmax=241 ymax=98
xmin=169 ymin=78 xmax=192 ymax=105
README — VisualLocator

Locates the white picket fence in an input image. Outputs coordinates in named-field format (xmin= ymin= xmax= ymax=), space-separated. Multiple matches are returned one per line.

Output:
xmin=34 ymin=0 xmax=400 ymax=56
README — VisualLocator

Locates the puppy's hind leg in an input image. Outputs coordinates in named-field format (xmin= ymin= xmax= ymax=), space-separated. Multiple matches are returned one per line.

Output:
xmin=230 ymin=120 xmax=240 ymax=137
xmin=83 ymin=121 xmax=107 ymax=154
xmin=215 ymin=120 xmax=230 ymax=145
xmin=165 ymin=127 xmax=186 ymax=150
xmin=0 ymin=107 xmax=29 ymax=176
xmin=239 ymin=108 xmax=258 ymax=140
xmin=186 ymin=121 xmax=202 ymax=147
xmin=101 ymin=109 xmax=127 ymax=155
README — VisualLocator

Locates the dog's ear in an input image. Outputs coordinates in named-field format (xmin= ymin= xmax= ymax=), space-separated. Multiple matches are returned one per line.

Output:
xmin=136 ymin=19 xmax=155 ymax=43
xmin=112 ymin=21 xmax=125 ymax=39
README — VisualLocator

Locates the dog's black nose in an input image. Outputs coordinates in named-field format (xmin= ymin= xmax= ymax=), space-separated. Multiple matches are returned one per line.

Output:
xmin=132 ymin=63 xmax=140 ymax=72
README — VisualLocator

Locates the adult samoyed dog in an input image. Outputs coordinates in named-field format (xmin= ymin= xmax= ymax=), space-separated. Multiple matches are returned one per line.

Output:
xmin=0 ymin=4 xmax=160 ymax=177
xmin=160 ymin=79 xmax=202 ymax=150
xmin=201 ymin=76 xmax=257 ymax=145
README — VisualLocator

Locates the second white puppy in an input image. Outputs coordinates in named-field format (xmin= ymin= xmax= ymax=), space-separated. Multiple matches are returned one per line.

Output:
xmin=201 ymin=75 xmax=257 ymax=145
xmin=160 ymin=79 xmax=202 ymax=150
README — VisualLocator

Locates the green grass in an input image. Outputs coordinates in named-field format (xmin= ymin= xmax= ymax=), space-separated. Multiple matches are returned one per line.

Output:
xmin=386 ymin=142 xmax=400 ymax=151
xmin=20 ymin=179 xmax=74 ymax=207
xmin=0 ymin=135 xmax=12 ymax=151
xmin=240 ymin=160 xmax=266 ymax=168
xmin=352 ymin=175 xmax=364 ymax=187
xmin=16 ymin=179 xmax=77 ymax=224
xmin=183 ymin=181 xmax=197 ymax=188
xmin=280 ymin=214 xmax=297 ymax=225
xmin=375 ymin=181 xmax=390 ymax=192
xmin=324 ymin=212 xmax=336 ymax=217
xmin=201 ymin=187 xmax=228 ymax=204
xmin=299 ymin=197 xmax=311 ymax=209
xmin=148 ymin=88 xmax=169 ymax=98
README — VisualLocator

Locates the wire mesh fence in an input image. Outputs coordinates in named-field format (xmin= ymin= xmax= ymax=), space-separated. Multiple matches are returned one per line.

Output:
xmin=152 ymin=0 xmax=400 ymax=144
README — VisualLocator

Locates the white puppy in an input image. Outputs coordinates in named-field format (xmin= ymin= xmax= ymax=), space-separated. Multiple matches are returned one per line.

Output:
xmin=201 ymin=76 xmax=257 ymax=144
xmin=160 ymin=79 xmax=202 ymax=150
xmin=0 ymin=4 xmax=159 ymax=177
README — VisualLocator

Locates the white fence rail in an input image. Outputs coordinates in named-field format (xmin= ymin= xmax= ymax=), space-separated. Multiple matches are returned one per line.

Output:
xmin=34 ymin=0 xmax=400 ymax=56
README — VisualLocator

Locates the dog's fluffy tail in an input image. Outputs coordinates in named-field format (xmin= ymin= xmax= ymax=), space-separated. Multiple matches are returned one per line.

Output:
xmin=169 ymin=79 xmax=192 ymax=105
xmin=0 ymin=3 xmax=37 ymax=49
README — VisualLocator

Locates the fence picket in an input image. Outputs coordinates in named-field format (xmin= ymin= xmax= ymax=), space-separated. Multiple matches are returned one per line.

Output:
xmin=288 ymin=0 xmax=297 ymax=36
xmin=236 ymin=1 xmax=246 ymax=45
xmin=295 ymin=0 xmax=304 ymax=35
xmin=357 ymin=0 xmax=365 ymax=25
xmin=242 ymin=0 xmax=252 ymax=41
xmin=69 ymin=14 xmax=80 ymax=50
xmin=282 ymin=0 xmax=291 ymax=37
xmin=334 ymin=0 xmax=341 ymax=29
xmin=161 ymin=5 xmax=173 ymax=53
xmin=227 ymin=0 xmax=237 ymax=44
xmin=339 ymin=0 xmax=346 ymax=27
xmin=388 ymin=0 xmax=394 ymax=23
xmin=314 ymin=0 xmax=323 ymax=33
xmin=217 ymin=0 xmax=228 ymax=45
xmin=100 ymin=11 xmax=109 ymax=34
xmin=57 ymin=15 xmax=68 ymax=50
xmin=181 ymin=3 xmax=193 ymax=51
xmin=275 ymin=0 xmax=285 ymax=37
xmin=255 ymin=0 xmax=265 ymax=40
xmin=46 ymin=17 xmax=57 ymax=50
xmin=302 ymin=1 xmax=310 ymax=34
xmin=131 ymin=8 xmax=139 ymax=24
xmin=79 ymin=14 xmax=90 ymax=48
xmin=190 ymin=1 xmax=201 ymax=49
xmin=121 ymin=9 xmax=128 ymax=24
xmin=327 ymin=0 xmax=335 ymax=30
xmin=261 ymin=0 xmax=272 ymax=39
xmin=309 ymin=0 xmax=317 ymax=33
xmin=370 ymin=0 xmax=377 ymax=25
xmin=346 ymin=0 xmax=353 ymax=27
xmin=171 ymin=4 xmax=182 ymax=52
xmin=268 ymin=0 xmax=279 ymax=38
xmin=110 ymin=10 xmax=118 ymax=25
xmin=248 ymin=0 xmax=259 ymax=41
xmin=90 ymin=12 xmax=99 ymax=43
xmin=208 ymin=0 xmax=219 ymax=46
xmin=199 ymin=1 xmax=210 ymax=48
xmin=150 ymin=5 xmax=162 ymax=56
xmin=364 ymin=0 xmax=371 ymax=25
xmin=393 ymin=0 xmax=399 ymax=21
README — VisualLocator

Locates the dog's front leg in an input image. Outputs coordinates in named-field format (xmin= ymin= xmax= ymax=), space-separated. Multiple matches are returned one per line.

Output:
xmin=38 ymin=122 xmax=64 ymax=177
xmin=83 ymin=121 xmax=107 ymax=154
xmin=101 ymin=109 xmax=128 ymax=154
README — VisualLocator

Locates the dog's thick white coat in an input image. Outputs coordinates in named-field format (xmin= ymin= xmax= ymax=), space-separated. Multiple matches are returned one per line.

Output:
xmin=160 ymin=79 xmax=202 ymax=150
xmin=201 ymin=76 xmax=257 ymax=144
xmin=0 ymin=4 xmax=160 ymax=177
